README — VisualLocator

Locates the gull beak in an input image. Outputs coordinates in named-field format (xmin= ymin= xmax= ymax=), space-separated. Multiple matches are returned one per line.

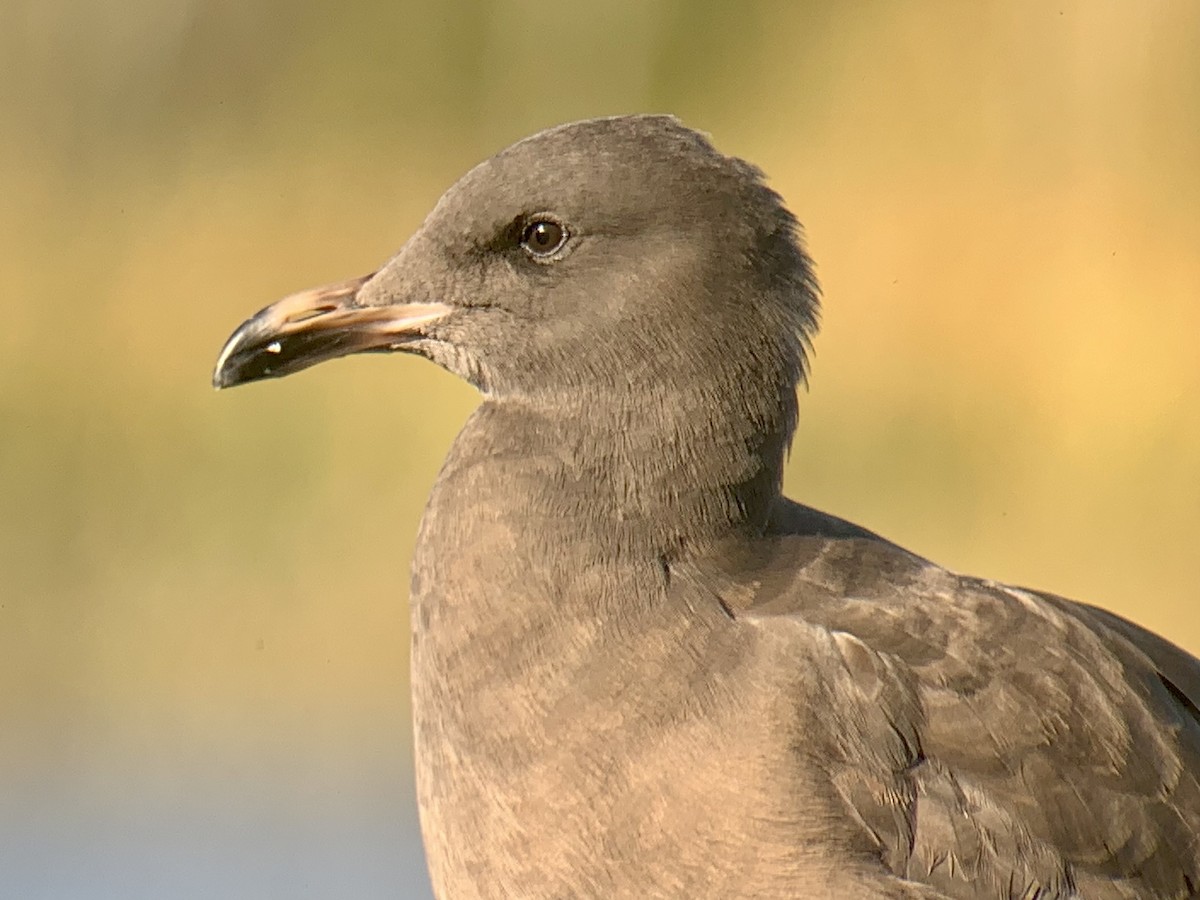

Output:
xmin=212 ymin=274 xmax=452 ymax=389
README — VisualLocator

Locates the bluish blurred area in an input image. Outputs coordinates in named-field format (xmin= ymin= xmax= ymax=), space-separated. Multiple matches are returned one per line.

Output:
xmin=1 ymin=2 xmax=1198 ymax=897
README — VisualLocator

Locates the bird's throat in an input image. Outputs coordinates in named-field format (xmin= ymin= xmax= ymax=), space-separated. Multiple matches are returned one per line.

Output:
xmin=438 ymin=396 xmax=790 ymax=558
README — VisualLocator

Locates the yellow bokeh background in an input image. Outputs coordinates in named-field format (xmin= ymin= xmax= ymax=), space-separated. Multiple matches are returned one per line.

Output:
xmin=2 ymin=2 xmax=1197 ymax=897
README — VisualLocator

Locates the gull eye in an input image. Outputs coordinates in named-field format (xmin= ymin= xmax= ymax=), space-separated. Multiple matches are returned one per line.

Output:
xmin=520 ymin=219 xmax=568 ymax=257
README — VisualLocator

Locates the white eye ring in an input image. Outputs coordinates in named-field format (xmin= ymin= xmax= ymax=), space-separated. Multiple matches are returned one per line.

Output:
xmin=520 ymin=219 xmax=569 ymax=257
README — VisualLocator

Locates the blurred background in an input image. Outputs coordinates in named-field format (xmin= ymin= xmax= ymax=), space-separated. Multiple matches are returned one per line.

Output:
xmin=2 ymin=1 xmax=1198 ymax=897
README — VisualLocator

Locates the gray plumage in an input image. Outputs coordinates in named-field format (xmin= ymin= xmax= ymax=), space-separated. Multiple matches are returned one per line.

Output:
xmin=213 ymin=115 xmax=1200 ymax=899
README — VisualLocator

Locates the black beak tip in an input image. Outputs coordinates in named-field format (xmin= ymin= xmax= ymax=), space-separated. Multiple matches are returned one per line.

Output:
xmin=212 ymin=350 xmax=268 ymax=391
xmin=211 ymin=321 xmax=326 ymax=391
xmin=211 ymin=327 xmax=257 ymax=391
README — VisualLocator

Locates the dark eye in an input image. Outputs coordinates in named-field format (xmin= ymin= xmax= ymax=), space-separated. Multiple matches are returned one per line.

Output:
xmin=520 ymin=219 xmax=568 ymax=257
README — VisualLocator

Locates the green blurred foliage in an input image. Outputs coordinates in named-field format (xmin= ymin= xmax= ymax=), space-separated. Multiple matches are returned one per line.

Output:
xmin=1 ymin=1 xmax=1197 ymax=896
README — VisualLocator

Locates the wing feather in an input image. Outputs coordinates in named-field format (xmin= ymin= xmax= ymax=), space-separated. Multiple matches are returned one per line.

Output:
xmin=713 ymin=501 xmax=1200 ymax=898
